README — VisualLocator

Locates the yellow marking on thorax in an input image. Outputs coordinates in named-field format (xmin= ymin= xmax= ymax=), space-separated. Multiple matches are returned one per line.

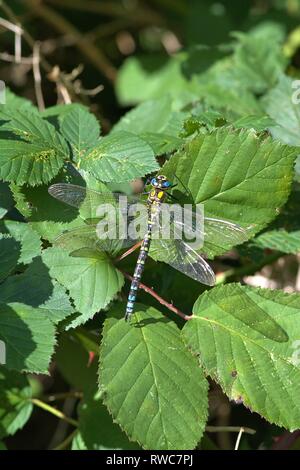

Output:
xmin=157 ymin=191 xmax=164 ymax=199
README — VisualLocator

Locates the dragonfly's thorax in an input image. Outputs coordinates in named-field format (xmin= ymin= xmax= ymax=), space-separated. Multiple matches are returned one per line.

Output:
xmin=147 ymin=188 xmax=167 ymax=205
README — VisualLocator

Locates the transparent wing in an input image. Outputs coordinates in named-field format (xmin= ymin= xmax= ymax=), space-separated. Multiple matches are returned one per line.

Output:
xmin=48 ymin=183 xmax=143 ymax=215
xmin=162 ymin=205 xmax=250 ymax=251
xmin=53 ymin=223 xmax=143 ymax=253
xmin=204 ymin=217 xmax=250 ymax=248
xmin=49 ymin=183 xmax=148 ymax=250
xmin=152 ymin=237 xmax=216 ymax=286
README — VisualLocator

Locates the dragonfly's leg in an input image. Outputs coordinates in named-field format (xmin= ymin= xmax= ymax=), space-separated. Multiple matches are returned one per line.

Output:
xmin=166 ymin=191 xmax=180 ymax=202
xmin=115 ymin=240 xmax=143 ymax=262
xmin=174 ymin=173 xmax=192 ymax=198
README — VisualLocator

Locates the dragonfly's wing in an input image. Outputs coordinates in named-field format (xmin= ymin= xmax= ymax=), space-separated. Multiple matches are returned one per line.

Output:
xmin=53 ymin=223 xmax=144 ymax=254
xmin=48 ymin=183 xmax=143 ymax=219
xmin=164 ymin=205 xmax=250 ymax=252
xmin=204 ymin=217 xmax=249 ymax=249
xmin=153 ymin=237 xmax=216 ymax=286
xmin=49 ymin=183 xmax=148 ymax=250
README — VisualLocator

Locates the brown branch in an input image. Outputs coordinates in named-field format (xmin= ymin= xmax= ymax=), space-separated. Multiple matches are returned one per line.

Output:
xmin=32 ymin=41 xmax=45 ymax=110
xmin=44 ymin=0 xmax=164 ymax=26
xmin=22 ymin=0 xmax=117 ymax=81
xmin=0 ymin=1 xmax=74 ymax=100
xmin=119 ymin=269 xmax=193 ymax=322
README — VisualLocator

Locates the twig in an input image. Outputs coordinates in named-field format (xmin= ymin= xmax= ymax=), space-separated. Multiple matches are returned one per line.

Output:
xmin=206 ymin=425 xmax=255 ymax=435
xmin=32 ymin=41 xmax=45 ymax=110
xmin=45 ymin=391 xmax=83 ymax=403
xmin=14 ymin=28 xmax=22 ymax=62
xmin=53 ymin=429 xmax=78 ymax=451
xmin=0 ymin=51 xmax=32 ymax=64
xmin=23 ymin=0 xmax=117 ymax=81
xmin=45 ymin=0 xmax=164 ymax=26
xmin=234 ymin=427 xmax=244 ymax=450
xmin=0 ymin=1 xmax=88 ymax=102
xmin=0 ymin=15 xmax=22 ymax=34
xmin=30 ymin=398 xmax=78 ymax=427
xmin=119 ymin=269 xmax=193 ymax=321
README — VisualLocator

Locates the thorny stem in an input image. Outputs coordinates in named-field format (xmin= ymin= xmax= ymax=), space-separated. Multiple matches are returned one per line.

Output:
xmin=30 ymin=398 xmax=78 ymax=427
xmin=119 ymin=269 xmax=193 ymax=321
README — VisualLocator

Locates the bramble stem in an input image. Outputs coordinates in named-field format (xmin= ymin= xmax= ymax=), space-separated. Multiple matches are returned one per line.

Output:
xmin=119 ymin=269 xmax=193 ymax=321
xmin=30 ymin=398 xmax=78 ymax=427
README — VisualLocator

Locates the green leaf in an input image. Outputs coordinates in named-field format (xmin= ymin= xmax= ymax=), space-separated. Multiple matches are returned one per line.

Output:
xmin=0 ymin=302 xmax=56 ymax=373
xmin=162 ymin=127 xmax=297 ymax=257
xmin=0 ymin=182 xmax=14 ymax=219
xmin=0 ymin=235 xmax=21 ymax=281
xmin=78 ymin=393 xmax=140 ymax=450
xmin=254 ymin=185 xmax=300 ymax=254
xmin=0 ymin=441 xmax=7 ymax=450
xmin=116 ymin=55 xmax=195 ymax=106
xmin=0 ymin=257 xmax=74 ymax=325
xmin=0 ymin=89 xmax=38 ymax=117
xmin=0 ymin=368 xmax=33 ymax=438
xmin=99 ymin=303 xmax=209 ymax=450
xmin=182 ymin=284 xmax=300 ymax=431
xmin=42 ymin=247 xmax=124 ymax=328
xmin=112 ymin=96 xmax=185 ymax=136
xmin=60 ymin=107 xmax=100 ymax=163
xmin=262 ymin=74 xmax=300 ymax=146
xmin=0 ymin=220 xmax=41 ymax=265
xmin=194 ymin=58 xmax=264 ymax=117
xmin=41 ymin=103 xmax=86 ymax=119
xmin=72 ymin=432 xmax=87 ymax=450
xmin=0 ymin=111 xmax=69 ymax=186
xmin=232 ymin=115 xmax=277 ymax=132
xmin=112 ymin=97 xmax=185 ymax=155
xmin=55 ymin=332 xmax=98 ymax=393
xmin=232 ymin=24 xmax=287 ymax=93
xmin=81 ymin=131 xmax=158 ymax=182
xmin=11 ymin=165 xmax=86 ymax=242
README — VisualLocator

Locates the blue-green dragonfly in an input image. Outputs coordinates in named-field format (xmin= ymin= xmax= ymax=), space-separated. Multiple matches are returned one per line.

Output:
xmin=48 ymin=176 xmax=288 ymax=342
xmin=49 ymin=175 xmax=248 ymax=310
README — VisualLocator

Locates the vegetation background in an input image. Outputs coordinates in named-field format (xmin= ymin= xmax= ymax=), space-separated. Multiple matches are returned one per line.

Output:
xmin=0 ymin=0 xmax=300 ymax=451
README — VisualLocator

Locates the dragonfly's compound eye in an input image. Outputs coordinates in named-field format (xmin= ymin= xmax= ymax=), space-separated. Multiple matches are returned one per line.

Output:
xmin=151 ymin=178 xmax=158 ymax=186
xmin=162 ymin=181 xmax=171 ymax=188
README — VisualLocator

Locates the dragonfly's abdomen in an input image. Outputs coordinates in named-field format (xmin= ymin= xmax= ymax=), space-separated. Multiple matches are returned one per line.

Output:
xmin=125 ymin=195 xmax=164 ymax=321
xmin=125 ymin=232 xmax=151 ymax=321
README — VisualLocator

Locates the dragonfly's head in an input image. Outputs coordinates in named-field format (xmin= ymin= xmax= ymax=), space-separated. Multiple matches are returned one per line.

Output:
xmin=150 ymin=175 xmax=171 ymax=190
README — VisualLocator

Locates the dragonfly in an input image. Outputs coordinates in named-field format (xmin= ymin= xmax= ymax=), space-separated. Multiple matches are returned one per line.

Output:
xmin=48 ymin=175 xmax=250 ymax=320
